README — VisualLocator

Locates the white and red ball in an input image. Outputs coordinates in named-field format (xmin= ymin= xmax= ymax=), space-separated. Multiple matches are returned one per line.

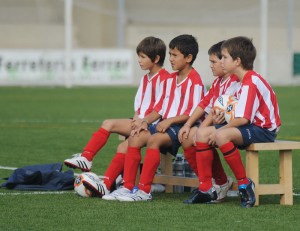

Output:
xmin=213 ymin=95 xmax=238 ymax=123
xmin=74 ymin=172 xmax=100 ymax=197
xmin=224 ymin=98 xmax=238 ymax=123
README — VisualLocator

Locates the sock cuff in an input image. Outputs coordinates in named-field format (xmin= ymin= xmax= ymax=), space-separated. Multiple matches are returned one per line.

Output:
xmin=99 ymin=127 xmax=110 ymax=136
xmin=183 ymin=146 xmax=196 ymax=153
xmin=195 ymin=142 xmax=211 ymax=152
xmin=219 ymin=142 xmax=236 ymax=156
xmin=127 ymin=146 xmax=141 ymax=152
xmin=144 ymin=148 xmax=160 ymax=161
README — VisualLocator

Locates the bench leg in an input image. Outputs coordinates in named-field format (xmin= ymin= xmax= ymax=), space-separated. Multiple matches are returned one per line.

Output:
xmin=161 ymin=153 xmax=173 ymax=193
xmin=279 ymin=150 xmax=293 ymax=205
xmin=246 ymin=150 xmax=259 ymax=206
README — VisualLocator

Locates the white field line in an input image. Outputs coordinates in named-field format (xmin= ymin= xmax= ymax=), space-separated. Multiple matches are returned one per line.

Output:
xmin=1 ymin=165 xmax=300 ymax=196
xmin=0 ymin=119 xmax=103 ymax=124
xmin=0 ymin=166 xmax=17 ymax=170
xmin=0 ymin=191 xmax=75 ymax=196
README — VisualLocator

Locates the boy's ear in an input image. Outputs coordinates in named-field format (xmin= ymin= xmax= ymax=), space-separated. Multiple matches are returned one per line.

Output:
xmin=186 ymin=54 xmax=193 ymax=63
xmin=235 ymin=57 xmax=242 ymax=66
xmin=154 ymin=55 xmax=160 ymax=64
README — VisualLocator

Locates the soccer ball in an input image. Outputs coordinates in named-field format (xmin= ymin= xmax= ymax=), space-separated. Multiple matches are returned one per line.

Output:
xmin=74 ymin=172 xmax=100 ymax=197
xmin=224 ymin=98 xmax=238 ymax=123
xmin=213 ymin=95 xmax=238 ymax=122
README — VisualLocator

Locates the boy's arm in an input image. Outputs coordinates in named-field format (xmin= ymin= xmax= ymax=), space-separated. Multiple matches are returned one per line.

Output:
xmin=221 ymin=117 xmax=249 ymax=129
xmin=131 ymin=110 xmax=162 ymax=136
xmin=132 ymin=112 xmax=142 ymax=129
xmin=156 ymin=114 xmax=189 ymax=133
xmin=178 ymin=106 xmax=205 ymax=142
xmin=199 ymin=112 xmax=213 ymax=128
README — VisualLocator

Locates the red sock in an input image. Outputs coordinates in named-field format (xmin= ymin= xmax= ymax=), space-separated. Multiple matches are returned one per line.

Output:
xmin=195 ymin=142 xmax=214 ymax=191
xmin=123 ymin=146 xmax=141 ymax=190
xmin=183 ymin=146 xmax=197 ymax=175
xmin=103 ymin=153 xmax=125 ymax=190
xmin=212 ymin=148 xmax=228 ymax=185
xmin=138 ymin=148 xmax=161 ymax=193
xmin=82 ymin=128 xmax=110 ymax=161
xmin=219 ymin=142 xmax=249 ymax=185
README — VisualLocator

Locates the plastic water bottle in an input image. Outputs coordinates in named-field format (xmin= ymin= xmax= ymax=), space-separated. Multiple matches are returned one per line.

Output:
xmin=184 ymin=158 xmax=193 ymax=192
xmin=173 ymin=154 xmax=185 ymax=193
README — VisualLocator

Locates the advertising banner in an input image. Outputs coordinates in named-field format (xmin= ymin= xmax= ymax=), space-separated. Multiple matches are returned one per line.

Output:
xmin=0 ymin=49 xmax=134 ymax=86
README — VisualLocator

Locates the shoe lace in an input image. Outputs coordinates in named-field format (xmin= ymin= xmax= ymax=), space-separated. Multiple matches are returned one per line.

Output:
xmin=71 ymin=153 xmax=82 ymax=158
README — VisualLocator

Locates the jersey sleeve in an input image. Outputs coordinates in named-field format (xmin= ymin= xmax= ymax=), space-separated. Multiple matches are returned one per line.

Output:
xmin=134 ymin=77 xmax=144 ymax=113
xmin=235 ymin=82 xmax=259 ymax=122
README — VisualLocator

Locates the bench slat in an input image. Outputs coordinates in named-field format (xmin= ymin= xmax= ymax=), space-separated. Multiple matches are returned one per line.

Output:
xmin=153 ymin=175 xmax=198 ymax=187
xmin=246 ymin=140 xmax=300 ymax=151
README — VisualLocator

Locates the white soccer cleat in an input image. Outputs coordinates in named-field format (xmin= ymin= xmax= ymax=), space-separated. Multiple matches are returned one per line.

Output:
xmin=213 ymin=176 xmax=233 ymax=202
xmin=117 ymin=188 xmax=152 ymax=202
xmin=64 ymin=153 xmax=92 ymax=172
xmin=102 ymin=186 xmax=131 ymax=201
xmin=82 ymin=177 xmax=109 ymax=198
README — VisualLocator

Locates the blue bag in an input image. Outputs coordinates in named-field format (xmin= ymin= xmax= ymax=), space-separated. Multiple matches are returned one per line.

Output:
xmin=0 ymin=163 xmax=74 ymax=190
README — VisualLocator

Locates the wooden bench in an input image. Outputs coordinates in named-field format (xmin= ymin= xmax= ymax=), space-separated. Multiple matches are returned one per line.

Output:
xmin=121 ymin=135 xmax=300 ymax=205
xmin=152 ymin=140 xmax=300 ymax=206
xmin=152 ymin=153 xmax=198 ymax=192
xmin=245 ymin=140 xmax=300 ymax=206
xmin=118 ymin=135 xmax=198 ymax=192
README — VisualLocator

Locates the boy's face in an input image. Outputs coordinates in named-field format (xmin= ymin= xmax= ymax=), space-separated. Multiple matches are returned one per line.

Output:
xmin=169 ymin=48 xmax=189 ymax=71
xmin=221 ymin=48 xmax=235 ymax=74
xmin=209 ymin=54 xmax=225 ymax=77
xmin=137 ymin=52 xmax=154 ymax=71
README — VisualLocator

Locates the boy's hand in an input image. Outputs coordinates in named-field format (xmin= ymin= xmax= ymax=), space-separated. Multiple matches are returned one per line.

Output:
xmin=212 ymin=108 xmax=225 ymax=125
xmin=208 ymin=131 xmax=217 ymax=146
xmin=178 ymin=124 xmax=191 ymax=143
xmin=131 ymin=120 xmax=148 ymax=136
xmin=131 ymin=118 xmax=142 ymax=130
xmin=156 ymin=119 xmax=171 ymax=133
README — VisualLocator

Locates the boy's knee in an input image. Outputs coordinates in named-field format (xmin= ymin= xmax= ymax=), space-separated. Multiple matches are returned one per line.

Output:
xmin=195 ymin=128 xmax=206 ymax=141
xmin=101 ymin=119 xmax=113 ymax=131
xmin=215 ymin=131 xmax=226 ymax=145
xmin=181 ymin=138 xmax=194 ymax=149
xmin=147 ymin=135 xmax=161 ymax=148
xmin=117 ymin=141 xmax=128 ymax=153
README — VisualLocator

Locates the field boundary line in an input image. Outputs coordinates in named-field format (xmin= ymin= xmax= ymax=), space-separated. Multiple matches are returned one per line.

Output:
xmin=0 ymin=166 xmax=17 ymax=170
xmin=0 ymin=191 xmax=74 ymax=196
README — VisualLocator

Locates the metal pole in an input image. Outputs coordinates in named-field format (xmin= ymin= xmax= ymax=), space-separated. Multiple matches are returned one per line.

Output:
xmin=64 ymin=0 xmax=73 ymax=88
xmin=287 ymin=0 xmax=294 ymax=51
xmin=260 ymin=0 xmax=268 ymax=79
xmin=118 ymin=0 xmax=125 ymax=48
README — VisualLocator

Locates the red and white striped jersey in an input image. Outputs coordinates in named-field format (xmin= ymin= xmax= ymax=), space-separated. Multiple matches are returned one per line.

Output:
xmin=134 ymin=68 xmax=170 ymax=119
xmin=235 ymin=70 xmax=281 ymax=131
xmin=199 ymin=74 xmax=240 ymax=114
xmin=154 ymin=68 xmax=205 ymax=119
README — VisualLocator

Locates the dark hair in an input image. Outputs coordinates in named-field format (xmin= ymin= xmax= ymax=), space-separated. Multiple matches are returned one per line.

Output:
xmin=136 ymin=36 xmax=166 ymax=66
xmin=221 ymin=36 xmax=256 ymax=70
xmin=208 ymin=40 xmax=225 ymax=59
xmin=169 ymin=34 xmax=198 ymax=65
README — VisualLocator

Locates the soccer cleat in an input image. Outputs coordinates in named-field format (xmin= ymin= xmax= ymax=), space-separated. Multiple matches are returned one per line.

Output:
xmin=82 ymin=177 xmax=109 ymax=198
xmin=213 ymin=176 xmax=233 ymax=202
xmin=102 ymin=187 xmax=131 ymax=201
xmin=64 ymin=153 xmax=92 ymax=172
xmin=183 ymin=187 xmax=217 ymax=204
xmin=117 ymin=188 xmax=152 ymax=202
xmin=238 ymin=178 xmax=256 ymax=208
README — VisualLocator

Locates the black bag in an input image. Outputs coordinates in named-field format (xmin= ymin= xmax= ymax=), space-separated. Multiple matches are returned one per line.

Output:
xmin=0 ymin=163 xmax=74 ymax=190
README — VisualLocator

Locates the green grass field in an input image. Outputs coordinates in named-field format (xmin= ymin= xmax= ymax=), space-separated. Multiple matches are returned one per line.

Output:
xmin=0 ymin=86 xmax=300 ymax=231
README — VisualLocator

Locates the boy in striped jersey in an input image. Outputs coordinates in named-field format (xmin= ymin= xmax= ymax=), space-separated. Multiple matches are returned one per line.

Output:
xmin=193 ymin=36 xmax=281 ymax=207
xmin=178 ymin=40 xmax=240 ymax=203
xmin=64 ymin=37 xmax=169 ymax=193
xmin=108 ymin=34 xmax=206 ymax=201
